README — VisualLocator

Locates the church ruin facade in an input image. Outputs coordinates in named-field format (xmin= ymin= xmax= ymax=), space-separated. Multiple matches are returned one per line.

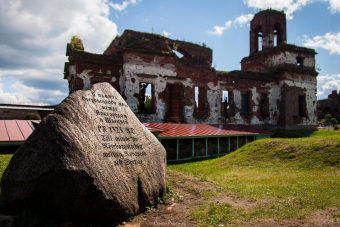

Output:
xmin=64 ymin=10 xmax=318 ymax=130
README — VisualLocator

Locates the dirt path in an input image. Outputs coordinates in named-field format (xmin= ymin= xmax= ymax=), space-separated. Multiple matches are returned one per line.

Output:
xmin=123 ymin=170 xmax=257 ymax=227
xmin=123 ymin=170 xmax=340 ymax=227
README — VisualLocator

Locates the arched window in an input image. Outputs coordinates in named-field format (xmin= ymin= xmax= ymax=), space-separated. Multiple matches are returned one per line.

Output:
xmin=274 ymin=29 xmax=278 ymax=47
xmin=274 ymin=23 xmax=281 ymax=46
xmin=258 ymin=32 xmax=263 ymax=51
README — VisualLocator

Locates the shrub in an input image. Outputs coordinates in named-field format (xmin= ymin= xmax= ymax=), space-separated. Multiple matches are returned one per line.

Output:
xmin=24 ymin=113 xmax=41 ymax=120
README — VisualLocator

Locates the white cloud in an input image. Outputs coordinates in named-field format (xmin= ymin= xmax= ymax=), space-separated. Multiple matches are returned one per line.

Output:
xmin=234 ymin=14 xmax=254 ymax=26
xmin=162 ymin=31 xmax=171 ymax=38
xmin=328 ymin=0 xmax=340 ymax=13
xmin=317 ymin=74 xmax=340 ymax=99
xmin=208 ymin=14 xmax=253 ymax=36
xmin=0 ymin=78 xmax=30 ymax=104
xmin=243 ymin=0 xmax=340 ymax=20
xmin=303 ymin=32 xmax=340 ymax=55
xmin=0 ymin=0 xmax=118 ymax=104
xmin=109 ymin=0 xmax=139 ymax=11
xmin=208 ymin=26 xmax=227 ymax=36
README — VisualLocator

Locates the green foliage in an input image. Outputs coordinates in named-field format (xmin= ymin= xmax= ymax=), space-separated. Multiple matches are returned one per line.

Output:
xmin=144 ymin=95 xmax=152 ymax=112
xmin=24 ymin=113 xmax=41 ymax=120
xmin=158 ymin=181 xmax=174 ymax=204
xmin=70 ymin=35 xmax=84 ymax=50
xmin=202 ymin=42 xmax=207 ymax=47
xmin=320 ymin=114 xmax=338 ymax=130
xmin=172 ymin=42 xmax=178 ymax=51
xmin=0 ymin=154 xmax=12 ymax=194
xmin=330 ymin=118 xmax=338 ymax=126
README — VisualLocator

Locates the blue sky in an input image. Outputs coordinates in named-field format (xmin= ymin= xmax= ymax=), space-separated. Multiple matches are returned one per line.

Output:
xmin=0 ymin=0 xmax=339 ymax=105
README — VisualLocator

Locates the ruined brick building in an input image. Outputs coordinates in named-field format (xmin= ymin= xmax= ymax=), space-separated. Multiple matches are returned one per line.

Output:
xmin=317 ymin=90 xmax=340 ymax=122
xmin=64 ymin=9 xmax=318 ymax=130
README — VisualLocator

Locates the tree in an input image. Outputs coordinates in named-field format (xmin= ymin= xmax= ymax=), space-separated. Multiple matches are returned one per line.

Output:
xmin=144 ymin=95 xmax=152 ymax=112
xmin=330 ymin=117 xmax=338 ymax=127
xmin=320 ymin=114 xmax=338 ymax=131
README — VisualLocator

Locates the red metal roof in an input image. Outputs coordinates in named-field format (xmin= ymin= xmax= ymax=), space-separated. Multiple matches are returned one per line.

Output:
xmin=0 ymin=120 xmax=40 ymax=142
xmin=0 ymin=120 xmax=270 ymax=144
xmin=143 ymin=123 xmax=271 ymax=138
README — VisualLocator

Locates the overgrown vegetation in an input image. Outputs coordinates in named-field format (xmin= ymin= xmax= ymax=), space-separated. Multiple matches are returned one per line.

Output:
xmin=24 ymin=113 xmax=41 ymax=120
xmin=70 ymin=35 xmax=84 ymax=50
xmin=157 ymin=181 xmax=174 ymax=204
xmin=169 ymin=130 xmax=340 ymax=226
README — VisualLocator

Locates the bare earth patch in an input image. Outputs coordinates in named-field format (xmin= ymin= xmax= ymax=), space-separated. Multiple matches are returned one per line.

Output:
xmin=123 ymin=170 xmax=340 ymax=227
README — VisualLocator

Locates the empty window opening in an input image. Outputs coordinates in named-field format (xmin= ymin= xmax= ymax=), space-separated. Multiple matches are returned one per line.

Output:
xmin=296 ymin=57 xmax=303 ymax=66
xmin=335 ymin=108 xmax=338 ymax=112
xmin=195 ymin=86 xmax=206 ymax=115
xmin=258 ymin=32 xmax=263 ymax=51
xmin=173 ymin=50 xmax=184 ymax=58
xmin=195 ymin=86 xmax=199 ymax=113
xmin=298 ymin=95 xmax=305 ymax=117
xmin=222 ymin=90 xmax=229 ymax=103
xmin=140 ymin=83 xmax=153 ymax=112
xmin=222 ymin=90 xmax=229 ymax=118
xmin=274 ymin=29 xmax=278 ymax=47
xmin=260 ymin=93 xmax=268 ymax=119
xmin=241 ymin=93 xmax=250 ymax=119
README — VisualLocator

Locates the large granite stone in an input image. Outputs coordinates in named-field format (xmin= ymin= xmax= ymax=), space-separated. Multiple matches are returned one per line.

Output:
xmin=1 ymin=83 xmax=166 ymax=224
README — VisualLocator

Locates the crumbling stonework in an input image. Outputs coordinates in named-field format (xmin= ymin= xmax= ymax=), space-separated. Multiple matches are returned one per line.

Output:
xmin=64 ymin=9 xmax=318 ymax=130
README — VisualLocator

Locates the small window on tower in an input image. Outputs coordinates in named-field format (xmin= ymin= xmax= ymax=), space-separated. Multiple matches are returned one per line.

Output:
xmin=274 ymin=29 xmax=278 ymax=47
xmin=296 ymin=57 xmax=303 ymax=66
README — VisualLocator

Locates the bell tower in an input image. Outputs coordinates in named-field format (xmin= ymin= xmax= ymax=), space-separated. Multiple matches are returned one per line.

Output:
xmin=249 ymin=10 xmax=287 ymax=54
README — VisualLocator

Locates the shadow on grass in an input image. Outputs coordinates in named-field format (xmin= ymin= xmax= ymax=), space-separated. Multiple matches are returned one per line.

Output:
xmin=271 ymin=130 xmax=315 ymax=138
xmin=167 ymin=154 xmax=226 ymax=165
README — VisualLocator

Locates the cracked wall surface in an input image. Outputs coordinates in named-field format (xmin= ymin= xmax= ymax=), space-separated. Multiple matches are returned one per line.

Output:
xmin=64 ymin=10 xmax=318 ymax=130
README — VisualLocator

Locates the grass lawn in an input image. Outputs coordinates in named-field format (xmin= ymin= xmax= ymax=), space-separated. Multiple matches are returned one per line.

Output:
xmin=169 ymin=130 xmax=340 ymax=226
xmin=0 ymin=154 xmax=12 ymax=193
xmin=0 ymin=130 xmax=339 ymax=226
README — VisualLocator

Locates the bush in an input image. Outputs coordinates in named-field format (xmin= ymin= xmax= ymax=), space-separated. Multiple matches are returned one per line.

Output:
xmin=24 ymin=113 xmax=41 ymax=120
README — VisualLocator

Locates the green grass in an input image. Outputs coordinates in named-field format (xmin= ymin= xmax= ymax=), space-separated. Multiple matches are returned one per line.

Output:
xmin=169 ymin=130 xmax=340 ymax=226
xmin=0 ymin=154 xmax=12 ymax=192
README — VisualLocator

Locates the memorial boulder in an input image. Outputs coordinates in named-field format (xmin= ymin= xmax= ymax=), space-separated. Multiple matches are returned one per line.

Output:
xmin=1 ymin=83 xmax=166 ymax=224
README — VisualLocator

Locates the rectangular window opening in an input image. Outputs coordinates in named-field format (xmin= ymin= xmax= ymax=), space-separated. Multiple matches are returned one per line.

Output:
xmin=296 ymin=57 xmax=303 ymax=66
xmin=195 ymin=86 xmax=199 ymax=114
xmin=222 ymin=90 xmax=229 ymax=118
xmin=241 ymin=93 xmax=249 ymax=119
xmin=260 ymin=93 xmax=268 ymax=119
xmin=258 ymin=32 xmax=263 ymax=51
xmin=298 ymin=95 xmax=305 ymax=117
xmin=274 ymin=30 xmax=278 ymax=47
xmin=140 ymin=82 xmax=153 ymax=113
